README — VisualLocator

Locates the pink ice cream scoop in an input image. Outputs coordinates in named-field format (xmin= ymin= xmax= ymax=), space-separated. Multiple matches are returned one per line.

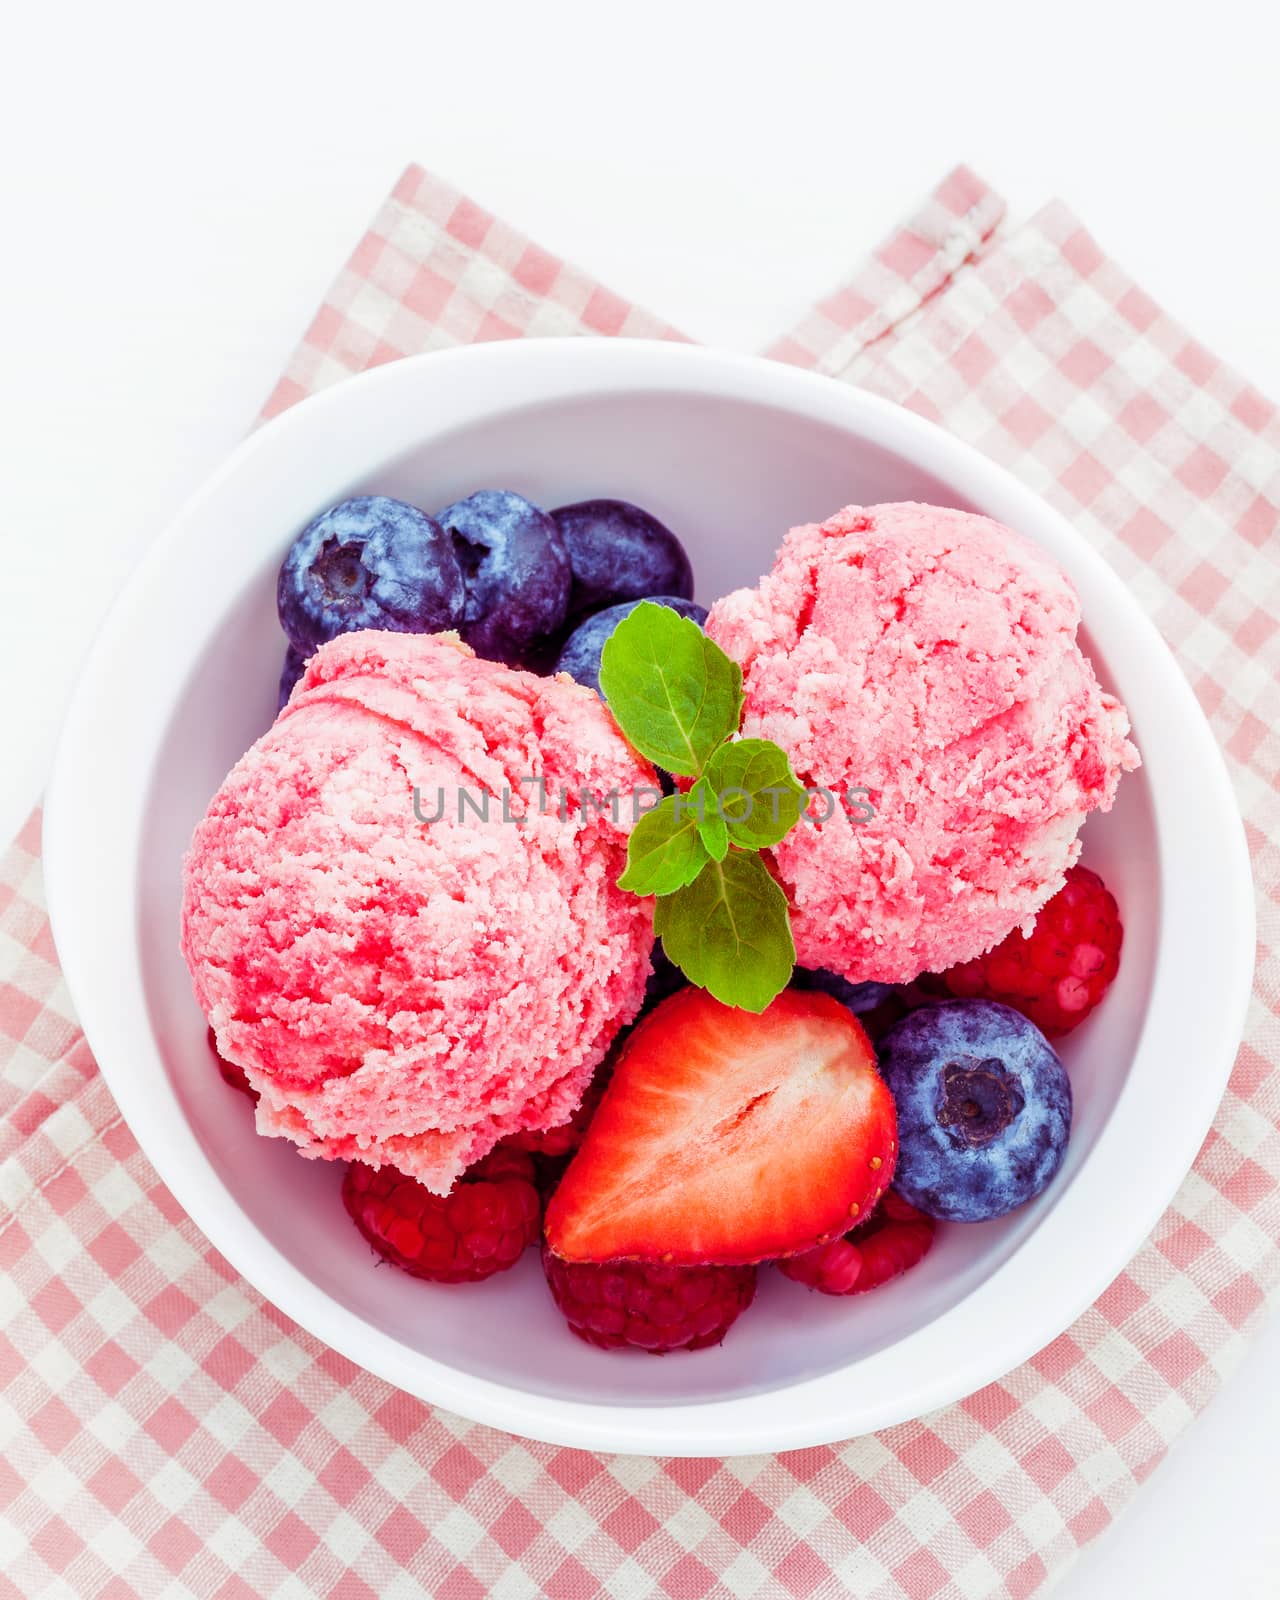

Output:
xmin=706 ymin=503 xmax=1139 ymax=984
xmin=181 ymin=630 xmax=656 ymax=1193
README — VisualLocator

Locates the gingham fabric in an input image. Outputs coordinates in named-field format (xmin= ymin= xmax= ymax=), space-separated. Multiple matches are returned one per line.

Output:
xmin=2 ymin=164 xmax=1277 ymax=1600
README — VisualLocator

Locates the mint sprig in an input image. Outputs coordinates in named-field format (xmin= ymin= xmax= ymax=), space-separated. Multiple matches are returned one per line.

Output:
xmin=616 ymin=795 xmax=708 ymax=896
xmin=654 ymin=854 xmax=795 ymax=1015
xmin=600 ymin=601 xmax=806 ymax=1013
xmin=599 ymin=601 xmax=743 ymax=776
xmin=687 ymin=777 xmax=729 ymax=862
xmin=702 ymin=739 xmax=805 ymax=849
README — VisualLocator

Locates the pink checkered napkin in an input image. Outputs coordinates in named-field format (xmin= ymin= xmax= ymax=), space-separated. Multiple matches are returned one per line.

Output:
xmin=2 ymin=165 xmax=1278 ymax=1600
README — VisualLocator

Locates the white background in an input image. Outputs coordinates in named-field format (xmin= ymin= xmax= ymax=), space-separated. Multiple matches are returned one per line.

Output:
xmin=3 ymin=2 xmax=1279 ymax=1593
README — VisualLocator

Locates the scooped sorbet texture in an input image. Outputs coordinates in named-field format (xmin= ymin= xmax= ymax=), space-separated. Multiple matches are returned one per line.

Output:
xmin=181 ymin=630 xmax=655 ymax=1192
xmin=706 ymin=503 xmax=1139 ymax=984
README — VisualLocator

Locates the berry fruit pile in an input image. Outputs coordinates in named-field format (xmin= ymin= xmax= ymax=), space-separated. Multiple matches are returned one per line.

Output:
xmin=275 ymin=491 xmax=699 ymax=708
xmin=205 ymin=488 xmax=1126 ymax=1355
xmin=213 ymin=854 xmax=1118 ymax=1354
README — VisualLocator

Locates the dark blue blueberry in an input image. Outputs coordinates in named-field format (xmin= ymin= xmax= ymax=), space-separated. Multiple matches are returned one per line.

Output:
xmin=554 ymin=597 xmax=708 ymax=697
xmin=644 ymin=941 xmax=688 ymax=1011
xmin=879 ymin=1000 xmax=1071 ymax=1223
xmin=277 ymin=646 xmax=307 ymax=714
xmin=552 ymin=499 xmax=694 ymax=622
xmin=791 ymin=967 xmax=895 ymax=1016
xmin=277 ymin=496 xmax=465 ymax=654
xmin=436 ymin=490 xmax=570 ymax=667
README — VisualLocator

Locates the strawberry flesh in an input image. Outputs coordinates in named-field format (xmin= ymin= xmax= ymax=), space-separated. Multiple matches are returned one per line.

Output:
xmin=544 ymin=988 xmax=896 ymax=1265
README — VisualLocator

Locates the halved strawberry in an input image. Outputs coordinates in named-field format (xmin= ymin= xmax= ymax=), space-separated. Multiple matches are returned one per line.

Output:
xmin=544 ymin=988 xmax=896 ymax=1266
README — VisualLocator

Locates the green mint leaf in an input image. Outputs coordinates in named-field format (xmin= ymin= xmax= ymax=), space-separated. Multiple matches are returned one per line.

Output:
xmin=656 ymin=851 xmax=795 ymax=1013
xmin=701 ymin=738 xmax=806 ymax=850
xmin=687 ymin=776 xmax=729 ymax=862
xmin=617 ymin=795 xmax=711 ymax=896
xmin=599 ymin=601 xmax=743 ymax=778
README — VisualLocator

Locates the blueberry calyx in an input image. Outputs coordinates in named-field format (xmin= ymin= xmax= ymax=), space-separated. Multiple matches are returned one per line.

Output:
xmin=450 ymin=532 xmax=487 ymax=586
xmin=936 ymin=1057 xmax=1024 ymax=1147
xmin=311 ymin=539 xmax=370 ymax=602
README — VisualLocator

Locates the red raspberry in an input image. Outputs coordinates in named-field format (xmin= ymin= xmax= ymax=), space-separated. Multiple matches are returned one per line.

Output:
xmin=503 ymin=1124 xmax=582 ymax=1160
xmin=932 ymin=866 xmax=1122 ymax=1037
xmin=208 ymin=1026 xmax=257 ymax=1101
xmin=777 ymin=1191 xmax=936 ymax=1296
xmin=541 ymin=1245 xmax=757 ymax=1353
xmin=343 ymin=1149 xmax=542 ymax=1284
xmin=502 ymin=1063 xmax=612 ymax=1159
xmin=466 ymin=1145 xmax=539 ymax=1185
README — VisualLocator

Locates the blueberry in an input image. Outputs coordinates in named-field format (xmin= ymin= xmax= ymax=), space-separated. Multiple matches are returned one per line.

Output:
xmin=277 ymin=496 xmax=465 ymax=654
xmin=554 ymin=597 xmax=708 ymax=697
xmin=277 ymin=646 xmax=307 ymax=713
xmin=792 ymin=967 xmax=895 ymax=1016
xmin=879 ymin=1000 xmax=1071 ymax=1222
xmin=552 ymin=499 xmax=694 ymax=622
xmin=644 ymin=941 xmax=688 ymax=1011
xmin=436 ymin=490 xmax=570 ymax=667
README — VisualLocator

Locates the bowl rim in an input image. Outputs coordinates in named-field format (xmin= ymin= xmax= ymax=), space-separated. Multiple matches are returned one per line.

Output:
xmin=43 ymin=337 xmax=1255 ymax=1454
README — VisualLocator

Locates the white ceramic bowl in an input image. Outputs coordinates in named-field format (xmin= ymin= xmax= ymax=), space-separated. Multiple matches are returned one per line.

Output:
xmin=44 ymin=339 xmax=1253 ymax=1455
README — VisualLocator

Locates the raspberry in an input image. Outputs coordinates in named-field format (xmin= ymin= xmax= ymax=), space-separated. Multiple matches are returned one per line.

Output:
xmin=541 ymin=1246 xmax=756 ymax=1353
xmin=777 ymin=1191 xmax=935 ymax=1296
xmin=503 ymin=1123 xmax=582 ymax=1160
xmin=467 ymin=1145 xmax=539 ymax=1185
xmin=502 ymin=1063 xmax=612 ymax=1159
xmin=343 ymin=1149 xmax=541 ymax=1284
xmin=208 ymin=1027 xmax=257 ymax=1101
xmin=932 ymin=866 xmax=1122 ymax=1037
